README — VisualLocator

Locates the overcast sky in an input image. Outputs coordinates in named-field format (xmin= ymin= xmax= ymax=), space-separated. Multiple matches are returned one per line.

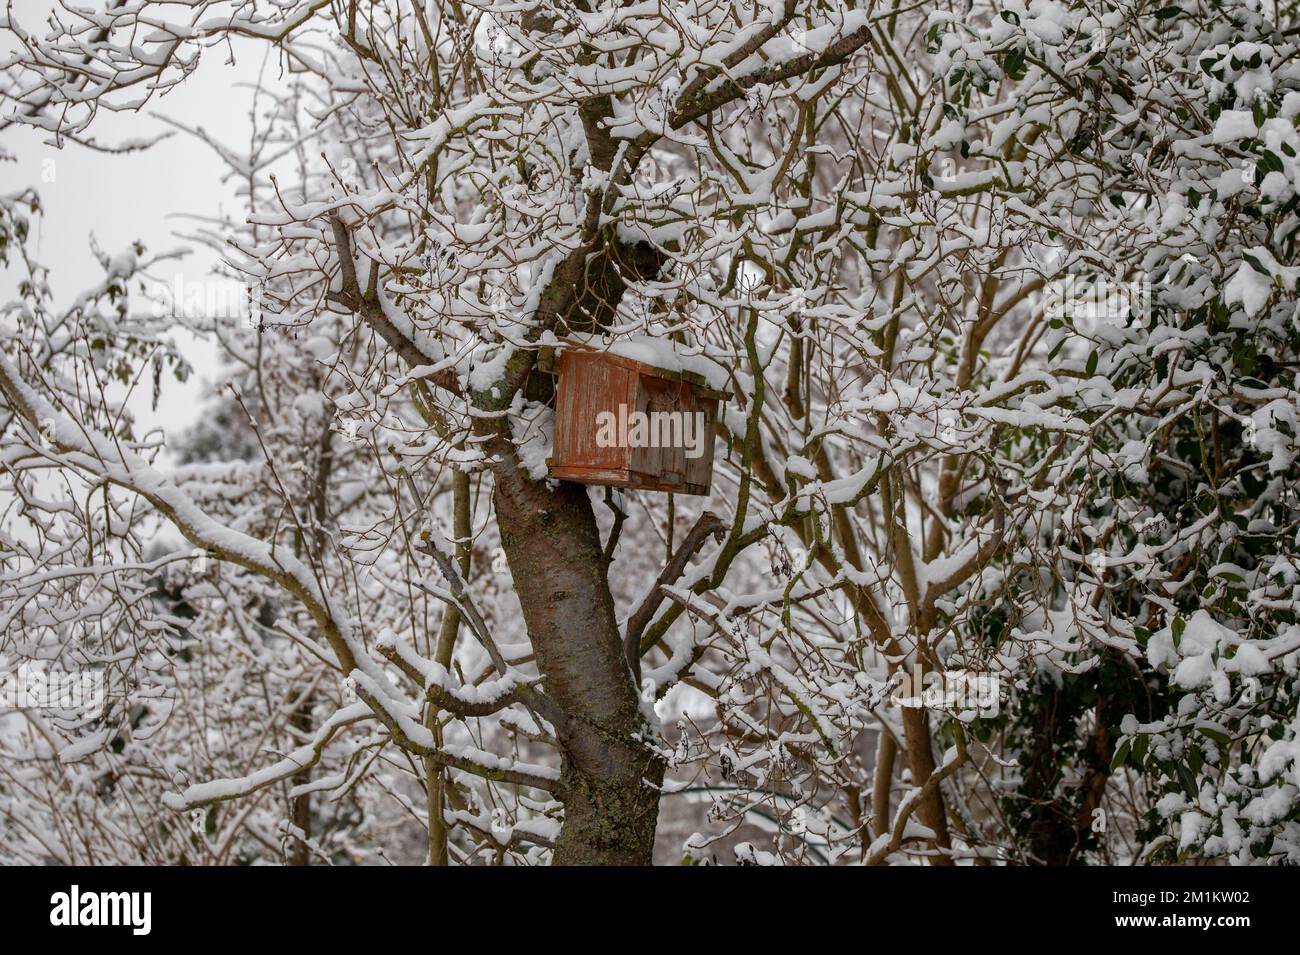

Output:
xmin=1 ymin=10 xmax=275 ymax=442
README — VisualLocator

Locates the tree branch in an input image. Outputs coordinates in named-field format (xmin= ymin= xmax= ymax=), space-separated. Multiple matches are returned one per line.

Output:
xmin=624 ymin=511 xmax=725 ymax=680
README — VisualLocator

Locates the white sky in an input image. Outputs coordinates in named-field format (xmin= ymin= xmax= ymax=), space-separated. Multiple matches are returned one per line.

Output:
xmin=2 ymin=10 xmax=274 ymax=442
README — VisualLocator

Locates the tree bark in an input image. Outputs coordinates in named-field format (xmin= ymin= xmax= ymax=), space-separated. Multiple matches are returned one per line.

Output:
xmin=425 ymin=467 xmax=470 ymax=866
xmin=871 ymin=730 xmax=896 ymax=840
xmin=492 ymin=456 xmax=664 ymax=865
xmin=289 ymin=696 xmax=313 ymax=866
xmin=901 ymin=707 xmax=954 ymax=865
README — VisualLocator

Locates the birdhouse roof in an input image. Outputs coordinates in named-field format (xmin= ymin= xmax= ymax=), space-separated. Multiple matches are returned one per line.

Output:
xmin=558 ymin=335 xmax=731 ymax=399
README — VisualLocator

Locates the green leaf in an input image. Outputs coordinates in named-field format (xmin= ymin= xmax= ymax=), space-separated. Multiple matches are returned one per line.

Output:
xmin=1111 ymin=738 xmax=1132 ymax=771
xmin=1004 ymin=48 xmax=1026 ymax=79
xmin=1198 ymin=726 xmax=1232 ymax=747
xmin=1242 ymin=252 xmax=1269 ymax=275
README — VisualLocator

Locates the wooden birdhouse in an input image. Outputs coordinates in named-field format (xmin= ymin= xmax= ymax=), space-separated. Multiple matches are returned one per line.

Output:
xmin=549 ymin=340 xmax=728 ymax=495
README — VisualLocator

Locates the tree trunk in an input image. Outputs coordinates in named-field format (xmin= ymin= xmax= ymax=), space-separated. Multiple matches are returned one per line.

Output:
xmin=901 ymin=707 xmax=954 ymax=865
xmin=492 ymin=456 xmax=664 ymax=865
xmin=288 ymin=694 xmax=314 ymax=866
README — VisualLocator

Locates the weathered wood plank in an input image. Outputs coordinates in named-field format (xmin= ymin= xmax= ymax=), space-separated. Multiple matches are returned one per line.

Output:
xmin=550 ymin=343 xmax=721 ymax=495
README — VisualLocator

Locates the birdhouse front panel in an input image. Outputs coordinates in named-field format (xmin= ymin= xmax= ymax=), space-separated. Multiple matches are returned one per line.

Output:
xmin=551 ymin=350 xmax=638 ymax=477
xmin=549 ymin=345 xmax=723 ymax=495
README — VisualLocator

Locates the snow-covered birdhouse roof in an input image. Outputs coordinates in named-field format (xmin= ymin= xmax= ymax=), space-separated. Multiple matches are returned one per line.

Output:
xmin=555 ymin=334 xmax=731 ymax=399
